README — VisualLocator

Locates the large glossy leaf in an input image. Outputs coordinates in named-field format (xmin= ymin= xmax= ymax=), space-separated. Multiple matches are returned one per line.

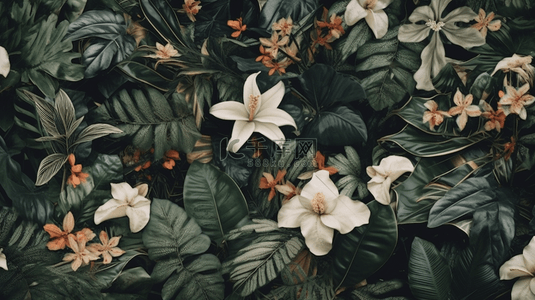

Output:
xmin=183 ymin=161 xmax=249 ymax=243
xmin=380 ymin=125 xmax=488 ymax=157
xmin=116 ymin=61 xmax=173 ymax=91
xmin=303 ymin=105 xmax=367 ymax=146
xmin=332 ymin=201 xmax=397 ymax=289
xmin=140 ymin=0 xmax=183 ymax=45
xmin=257 ymin=0 xmax=317 ymax=32
xmin=355 ymin=26 xmax=423 ymax=111
xmin=142 ymin=199 xmax=224 ymax=300
xmin=408 ymin=237 xmax=451 ymax=300
xmin=336 ymin=20 xmax=372 ymax=64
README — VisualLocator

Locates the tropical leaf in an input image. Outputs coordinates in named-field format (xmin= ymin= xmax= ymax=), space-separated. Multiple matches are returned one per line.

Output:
xmin=355 ymin=26 xmax=423 ymax=111
xmin=265 ymin=275 xmax=335 ymax=300
xmin=408 ymin=237 xmax=451 ymax=300
xmin=142 ymin=199 xmax=225 ymax=300
xmin=336 ymin=20 xmax=372 ymax=65
xmin=329 ymin=146 xmax=368 ymax=198
xmin=94 ymin=87 xmax=201 ymax=159
xmin=139 ymin=0 xmax=184 ymax=45
xmin=65 ymin=10 xmax=136 ymax=78
xmin=332 ymin=201 xmax=398 ymax=289
xmin=257 ymin=0 xmax=317 ymax=33
xmin=223 ymin=219 xmax=305 ymax=296
xmin=35 ymin=153 xmax=68 ymax=186
xmin=183 ymin=161 xmax=249 ymax=244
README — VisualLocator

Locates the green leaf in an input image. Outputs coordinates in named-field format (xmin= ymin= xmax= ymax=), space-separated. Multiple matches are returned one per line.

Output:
xmin=183 ymin=161 xmax=249 ymax=244
xmin=257 ymin=0 xmax=317 ymax=32
xmin=73 ymin=123 xmax=123 ymax=146
xmin=432 ymin=63 xmax=466 ymax=94
xmin=94 ymin=87 xmax=201 ymax=158
xmin=116 ymin=60 xmax=172 ymax=91
xmin=380 ymin=125 xmax=488 ymax=157
xmin=35 ymin=153 xmax=68 ymax=186
xmin=336 ymin=20 xmax=372 ymax=64
xmin=332 ymin=201 xmax=398 ymax=289
xmin=355 ymin=26 xmax=423 ymax=111
xmin=329 ymin=146 xmax=368 ymax=199
xmin=142 ymin=199 xmax=224 ymax=300
xmin=140 ymin=0 xmax=184 ymax=45
xmin=303 ymin=105 xmax=367 ymax=146
xmin=408 ymin=237 xmax=451 ymax=300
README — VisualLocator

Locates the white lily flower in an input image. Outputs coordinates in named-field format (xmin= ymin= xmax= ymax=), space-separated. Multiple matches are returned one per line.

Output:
xmin=0 ymin=248 xmax=7 ymax=270
xmin=344 ymin=0 xmax=393 ymax=39
xmin=366 ymin=155 xmax=414 ymax=205
xmin=278 ymin=170 xmax=370 ymax=256
xmin=209 ymin=72 xmax=297 ymax=153
xmin=94 ymin=183 xmax=151 ymax=233
xmin=0 ymin=46 xmax=10 ymax=78
xmin=500 ymin=236 xmax=535 ymax=300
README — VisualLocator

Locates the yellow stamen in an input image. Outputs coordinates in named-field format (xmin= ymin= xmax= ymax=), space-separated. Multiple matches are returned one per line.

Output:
xmin=311 ymin=192 xmax=326 ymax=214
xmin=248 ymin=94 xmax=260 ymax=121
xmin=426 ymin=19 xmax=445 ymax=31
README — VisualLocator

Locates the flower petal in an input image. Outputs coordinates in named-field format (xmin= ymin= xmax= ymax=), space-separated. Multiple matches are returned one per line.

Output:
xmin=441 ymin=6 xmax=477 ymax=24
xmin=365 ymin=9 xmax=389 ymax=39
xmin=511 ymin=277 xmax=535 ymax=300
xmin=398 ymin=24 xmax=430 ymax=43
xmin=126 ymin=198 xmax=151 ymax=233
xmin=373 ymin=0 xmax=393 ymax=11
xmin=136 ymin=183 xmax=149 ymax=197
xmin=414 ymin=32 xmax=446 ymax=91
xmin=0 ymin=46 xmax=10 ymax=78
xmin=108 ymin=236 xmax=121 ymax=248
xmin=44 ymin=224 xmax=64 ymax=238
xmin=243 ymin=72 xmax=262 ymax=114
xmin=344 ymin=0 xmax=367 ymax=26
xmin=379 ymin=155 xmax=414 ymax=181
xmin=300 ymin=215 xmax=334 ymax=256
xmin=430 ymin=0 xmax=452 ymax=18
xmin=0 ymin=250 xmax=7 ymax=270
xmin=300 ymin=170 xmax=339 ymax=209
xmin=254 ymin=108 xmax=297 ymax=128
xmin=367 ymin=177 xmax=393 ymax=205
xmin=229 ymin=120 xmax=255 ymax=153
xmin=109 ymin=247 xmax=126 ymax=257
xmin=321 ymin=196 xmax=370 ymax=234
xmin=408 ymin=5 xmax=435 ymax=23
xmin=99 ymin=231 xmax=109 ymax=245
xmin=209 ymin=101 xmax=249 ymax=121
xmin=456 ymin=112 xmax=468 ymax=131
xmin=500 ymin=254 xmax=533 ymax=280
xmin=259 ymin=81 xmax=285 ymax=110
xmin=111 ymin=182 xmax=139 ymax=203
xmin=523 ymin=237 xmax=535 ymax=272
xmin=442 ymin=25 xmax=485 ymax=49
xmin=63 ymin=211 xmax=75 ymax=233
xmin=102 ymin=251 xmax=113 ymax=264
xmin=278 ymin=196 xmax=314 ymax=228
xmin=253 ymin=122 xmax=285 ymax=148
xmin=94 ymin=198 xmax=128 ymax=225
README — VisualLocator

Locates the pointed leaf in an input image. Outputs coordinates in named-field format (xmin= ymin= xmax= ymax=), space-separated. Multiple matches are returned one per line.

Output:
xmin=35 ymin=153 xmax=68 ymax=186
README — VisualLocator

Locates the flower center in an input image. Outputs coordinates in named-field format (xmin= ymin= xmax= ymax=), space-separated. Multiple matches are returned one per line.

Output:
xmin=248 ymin=94 xmax=260 ymax=121
xmin=311 ymin=192 xmax=326 ymax=215
xmin=426 ymin=19 xmax=445 ymax=31
xmin=364 ymin=0 xmax=377 ymax=9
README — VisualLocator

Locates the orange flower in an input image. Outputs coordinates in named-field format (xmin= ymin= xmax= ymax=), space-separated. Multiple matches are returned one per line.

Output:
xmin=316 ymin=8 xmax=345 ymax=40
xmin=310 ymin=27 xmax=333 ymax=50
xmin=178 ymin=0 xmax=202 ymax=22
xmin=298 ymin=151 xmax=338 ymax=179
xmin=263 ymin=58 xmax=291 ymax=76
xmin=498 ymin=83 xmax=535 ymax=120
xmin=423 ymin=100 xmax=451 ymax=130
xmin=87 ymin=231 xmax=125 ymax=264
xmin=134 ymin=160 xmax=151 ymax=172
xmin=228 ymin=17 xmax=246 ymax=38
xmin=67 ymin=154 xmax=89 ymax=188
xmin=162 ymin=149 xmax=180 ymax=169
xmin=75 ymin=228 xmax=96 ymax=244
xmin=272 ymin=17 xmax=293 ymax=36
xmin=43 ymin=211 xmax=75 ymax=250
xmin=260 ymin=31 xmax=289 ymax=58
xmin=275 ymin=180 xmax=300 ymax=202
xmin=62 ymin=235 xmax=98 ymax=271
xmin=471 ymin=9 xmax=501 ymax=38
xmin=448 ymin=89 xmax=481 ymax=131
xmin=148 ymin=42 xmax=180 ymax=59
xmin=259 ymin=170 xmax=287 ymax=201
xmin=256 ymin=45 xmax=273 ymax=62
xmin=502 ymin=136 xmax=516 ymax=161
xmin=480 ymin=100 xmax=506 ymax=132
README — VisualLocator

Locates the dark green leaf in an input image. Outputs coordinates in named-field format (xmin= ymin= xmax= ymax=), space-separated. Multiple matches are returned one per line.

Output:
xmin=432 ymin=63 xmax=466 ymax=94
xmin=257 ymin=0 xmax=317 ymax=32
xmin=183 ymin=161 xmax=249 ymax=244
xmin=303 ymin=105 xmax=367 ymax=146
xmin=116 ymin=61 xmax=172 ymax=91
xmin=408 ymin=237 xmax=451 ymax=300
xmin=140 ymin=0 xmax=184 ymax=45
xmin=336 ymin=20 xmax=372 ymax=64
xmin=332 ymin=201 xmax=397 ymax=288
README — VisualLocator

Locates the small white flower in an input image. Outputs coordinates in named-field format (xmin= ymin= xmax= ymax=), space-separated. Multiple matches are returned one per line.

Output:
xmin=94 ymin=183 xmax=151 ymax=233
xmin=0 ymin=46 xmax=10 ymax=78
xmin=277 ymin=170 xmax=370 ymax=256
xmin=500 ymin=236 xmax=535 ymax=300
xmin=344 ymin=0 xmax=393 ymax=39
xmin=209 ymin=72 xmax=297 ymax=153
xmin=366 ymin=155 xmax=414 ymax=205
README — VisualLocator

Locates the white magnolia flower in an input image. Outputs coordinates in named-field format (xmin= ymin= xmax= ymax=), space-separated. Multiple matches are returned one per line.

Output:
xmin=500 ymin=236 xmax=535 ymax=300
xmin=344 ymin=0 xmax=393 ymax=39
xmin=94 ymin=183 xmax=151 ymax=233
xmin=0 ymin=248 xmax=7 ymax=270
xmin=0 ymin=46 xmax=10 ymax=78
xmin=277 ymin=170 xmax=370 ymax=256
xmin=210 ymin=72 xmax=297 ymax=153
xmin=366 ymin=155 xmax=414 ymax=205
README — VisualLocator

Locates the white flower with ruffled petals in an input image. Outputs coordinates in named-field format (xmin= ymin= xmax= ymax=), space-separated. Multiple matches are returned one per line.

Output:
xmin=366 ymin=155 xmax=414 ymax=205
xmin=94 ymin=183 xmax=151 ymax=233
xmin=277 ymin=170 xmax=370 ymax=256
xmin=210 ymin=72 xmax=297 ymax=153
xmin=0 ymin=46 xmax=10 ymax=78
xmin=500 ymin=236 xmax=535 ymax=300
xmin=344 ymin=0 xmax=393 ymax=39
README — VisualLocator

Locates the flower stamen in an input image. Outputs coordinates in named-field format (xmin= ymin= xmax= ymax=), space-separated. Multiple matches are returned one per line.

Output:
xmin=426 ymin=19 xmax=445 ymax=31
xmin=311 ymin=192 xmax=326 ymax=214
xmin=364 ymin=0 xmax=377 ymax=9
xmin=248 ymin=95 xmax=260 ymax=121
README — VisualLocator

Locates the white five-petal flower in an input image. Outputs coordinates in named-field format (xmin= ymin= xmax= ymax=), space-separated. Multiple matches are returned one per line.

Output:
xmin=500 ymin=236 xmax=535 ymax=300
xmin=277 ymin=170 xmax=370 ymax=256
xmin=209 ymin=72 xmax=297 ymax=153
xmin=0 ymin=248 xmax=7 ymax=270
xmin=344 ymin=0 xmax=393 ymax=39
xmin=0 ymin=46 xmax=10 ymax=78
xmin=366 ymin=155 xmax=414 ymax=205
xmin=94 ymin=183 xmax=151 ymax=233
